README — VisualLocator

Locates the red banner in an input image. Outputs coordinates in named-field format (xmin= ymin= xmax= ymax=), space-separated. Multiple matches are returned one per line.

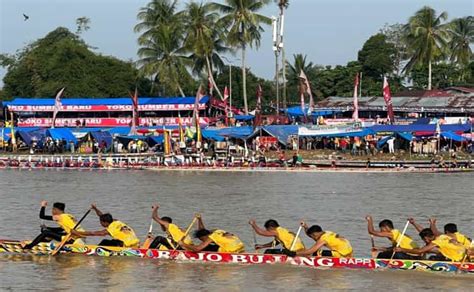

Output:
xmin=8 ymin=103 xmax=207 ymax=112
xmin=17 ymin=117 xmax=210 ymax=127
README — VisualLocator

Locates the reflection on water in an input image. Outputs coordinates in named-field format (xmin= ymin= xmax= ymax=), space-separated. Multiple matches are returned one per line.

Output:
xmin=0 ymin=169 xmax=473 ymax=290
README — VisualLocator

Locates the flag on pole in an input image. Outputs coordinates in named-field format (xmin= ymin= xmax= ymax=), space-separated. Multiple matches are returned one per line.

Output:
xmin=193 ymin=86 xmax=204 ymax=143
xmin=163 ymin=128 xmax=171 ymax=155
xmin=129 ymin=88 xmax=139 ymax=135
xmin=299 ymin=70 xmax=314 ymax=115
xmin=208 ymin=68 xmax=214 ymax=97
xmin=178 ymin=112 xmax=185 ymax=143
xmin=10 ymin=112 xmax=16 ymax=146
xmin=223 ymin=86 xmax=229 ymax=126
xmin=382 ymin=77 xmax=395 ymax=123
xmin=52 ymin=87 xmax=65 ymax=128
xmin=254 ymin=84 xmax=263 ymax=128
xmin=352 ymin=73 xmax=360 ymax=120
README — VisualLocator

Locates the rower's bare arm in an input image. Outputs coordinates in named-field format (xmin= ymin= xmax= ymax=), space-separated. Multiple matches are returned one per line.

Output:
xmin=396 ymin=243 xmax=435 ymax=255
xmin=256 ymin=241 xmax=275 ymax=250
xmin=196 ymin=214 xmax=205 ymax=230
xmin=365 ymin=216 xmax=390 ymax=238
xmin=180 ymin=238 xmax=213 ymax=252
xmin=91 ymin=204 xmax=103 ymax=216
xmin=429 ymin=218 xmax=441 ymax=237
xmin=248 ymin=220 xmax=276 ymax=237
xmin=408 ymin=218 xmax=425 ymax=233
xmin=77 ymin=229 xmax=109 ymax=237
xmin=296 ymin=240 xmax=325 ymax=257
xmin=151 ymin=205 xmax=169 ymax=228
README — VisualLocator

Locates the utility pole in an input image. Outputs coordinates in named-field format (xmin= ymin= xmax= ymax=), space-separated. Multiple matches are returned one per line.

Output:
xmin=272 ymin=16 xmax=280 ymax=114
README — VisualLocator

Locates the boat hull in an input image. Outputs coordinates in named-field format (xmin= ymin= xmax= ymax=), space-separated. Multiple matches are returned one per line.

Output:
xmin=1 ymin=241 xmax=472 ymax=274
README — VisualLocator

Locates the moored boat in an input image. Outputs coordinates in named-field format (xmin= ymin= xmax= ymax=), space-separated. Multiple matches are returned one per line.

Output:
xmin=1 ymin=240 xmax=472 ymax=274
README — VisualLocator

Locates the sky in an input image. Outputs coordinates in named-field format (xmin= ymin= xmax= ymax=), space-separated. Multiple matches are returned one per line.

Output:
xmin=0 ymin=0 xmax=473 ymax=87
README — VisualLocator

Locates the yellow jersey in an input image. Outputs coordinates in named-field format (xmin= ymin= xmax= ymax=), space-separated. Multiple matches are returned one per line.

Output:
xmin=56 ymin=213 xmax=84 ymax=240
xmin=158 ymin=223 xmax=194 ymax=250
xmin=320 ymin=231 xmax=353 ymax=258
xmin=208 ymin=230 xmax=245 ymax=253
xmin=275 ymin=227 xmax=305 ymax=251
xmin=432 ymin=234 xmax=466 ymax=262
xmin=391 ymin=229 xmax=417 ymax=249
xmin=106 ymin=221 xmax=139 ymax=247
xmin=453 ymin=232 xmax=471 ymax=249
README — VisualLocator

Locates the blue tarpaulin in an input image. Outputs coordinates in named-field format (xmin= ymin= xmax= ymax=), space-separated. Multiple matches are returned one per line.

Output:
xmin=377 ymin=136 xmax=392 ymax=149
xmin=218 ymin=126 xmax=254 ymax=140
xmin=4 ymin=96 xmax=209 ymax=107
xmin=47 ymin=128 xmax=78 ymax=144
xmin=300 ymin=128 xmax=376 ymax=138
xmin=234 ymin=115 xmax=254 ymax=121
xmin=441 ymin=132 xmax=468 ymax=142
xmin=17 ymin=129 xmax=46 ymax=147
xmin=147 ymin=136 xmax=164 ymax=146
xmin=286 ymin=107 xmax=342 ymax=117
xmin=396 ymin=132 xmax=414 ymax=141
xmin=261 ymin=125 xmax=298 ymax=144
xmin=370 ymin=124 xmax=471 ymax=133
xmin=89 ymin=131 xmax=113 ymax=148
xmin=202 ymin=129 xmax=225 ymax=141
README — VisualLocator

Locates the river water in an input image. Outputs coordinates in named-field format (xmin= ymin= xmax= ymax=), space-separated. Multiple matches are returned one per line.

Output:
xmin=0 ymin=169 xmax=472 ymax=290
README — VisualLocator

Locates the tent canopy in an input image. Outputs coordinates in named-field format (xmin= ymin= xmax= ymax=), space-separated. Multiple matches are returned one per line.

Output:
xmin=286 ymin=107 xmax=342 ymax=117
xmin=260 ymin=125 xmax=298 ymax=144
xmin=370 ymin=123 xmax=470 ymax=133
xmin=89 ymin=131 xmax=113 ymax=148
xmin=17 ymin=129 xmax=46 ymax=146
xmin=47 ymin=128 xmax=78 ymax=144
xmin=441 ymin=131 xmax=468 ymax=142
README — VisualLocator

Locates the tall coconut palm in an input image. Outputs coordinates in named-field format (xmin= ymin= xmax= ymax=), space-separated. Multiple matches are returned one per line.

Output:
xmin=135 ymin=0 xmax=190 ymax=96
xmin=214 ymin=0 xmax=271 ymax=114
xmin=275 ymin=0 xmax=289 ymax=110
xmin=448 ymin=16 xmax=474 ymax=80
xmin=403 ymin=6 xmax=450 ymax=90
xmin=182 ymin=1 xmax=231 ymax=100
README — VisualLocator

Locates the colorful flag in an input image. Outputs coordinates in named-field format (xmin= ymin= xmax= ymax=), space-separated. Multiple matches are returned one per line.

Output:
xmin=382 ymin=77 xmax=395 ymax=123
xmin=254 ymin=84 xmax=263 ymax=127
xmin=163 ymin=128 xmax=171 ymax=155
xmin=52 ymin=87 xmax=65 ymax=128
xmin=208 ymin=68 xmax=214 ymax=97
xmin=193 ymin=86 xmax=204 ymax=143
xmin=129 ymin=88 xmax=139 ymax=135
xmin=299 ymin=70 xmax=314 ymax=115
xmin=10 ymin=112 xmax=16 ymax=146
xmin=352 ymin=73 xmax=359 ymax=120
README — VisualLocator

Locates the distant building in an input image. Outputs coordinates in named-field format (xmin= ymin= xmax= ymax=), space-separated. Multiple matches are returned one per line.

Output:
xmin=316 ymin=88 xmax=474 ymax=119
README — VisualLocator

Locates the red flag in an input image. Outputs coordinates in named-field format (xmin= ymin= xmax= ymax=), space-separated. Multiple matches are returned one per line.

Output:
xmin=352 ymin=73 xmax=359 ymax=120
xmin=52 ymin=87 xmax=65 ymax=128
xmin=383 ymin=77 xmax=395 ymax=123
xmin=129 ymin=88 xmax=139 ymax=135
xmin=223 ymin=86 xmax=229 ymax=126
xmin=254 ymin=85 xmax=263 ymax=127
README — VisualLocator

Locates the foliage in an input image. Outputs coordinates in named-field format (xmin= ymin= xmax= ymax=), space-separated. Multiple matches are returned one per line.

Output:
xmin=76 ymin=17 xmax=91 ymax=35
xmin=1 ymin=27 xmax=149 ymax=100
xmin=357 ymin=33 xmax=397 ymax=79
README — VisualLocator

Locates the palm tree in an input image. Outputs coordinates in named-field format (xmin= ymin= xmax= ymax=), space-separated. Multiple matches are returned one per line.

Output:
xmin=403 ymin=6 xmax=450 ymax=90
xmin=448 ymin=16 xmax=474 ymax=80
xmin=182 ymin=2 xmax=231 ymax=100
xmin=275 ymin=0 xmax=289 ymax=109
xmin=214 ymin=0 xmax=271 ymax=114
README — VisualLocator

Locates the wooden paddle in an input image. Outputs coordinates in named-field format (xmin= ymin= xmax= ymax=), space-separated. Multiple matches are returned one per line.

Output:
xmin=457 ymin=240 xmax=474 ymax=274
xmin=370 ymin=235 xmax=378 ymax=259
xmin=50 ymin=209 xmax=91 ymax=256
xmin=389 ymin=220 xmax=410 ymax=262
xmin=141 ymin=219 xmax=154 ymax=249
xmin=172 ymin=216 xmax=197 ymax=252
xmin=289 ymin=226 xmax=303 ymax=251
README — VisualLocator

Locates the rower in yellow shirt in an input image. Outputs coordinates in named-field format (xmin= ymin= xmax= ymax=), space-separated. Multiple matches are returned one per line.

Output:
xmin=249 ymin=219 xmax=305 ymax=254
xmin=147 ymin=204 xmax=193 ymax=250
xmin=72 ymin=204 xmax=139 ymax=248
xmin=366 ymin=216 xmax=419 ymax=259
xmin=395 ymin=228 xmax=467 ymax=262
xmin=286 ymin=221 xmax=353 ymax=258
xmin=178 ymin=214 xmax=245 ymax=253
xmin=430 ymin=220 xmax=471 ymax=249
xmin=23 ymin=201 xmax=84 ymax=249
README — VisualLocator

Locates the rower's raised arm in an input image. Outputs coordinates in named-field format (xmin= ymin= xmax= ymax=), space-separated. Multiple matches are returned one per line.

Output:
xmin=196 ymin=213 xmax=205 ymax=230
xmin=249 ymin=220 xmax=276 ymax=237
xmin=151 ymin=204 xmax=169 ymax=228
xmin=91 ymin=204 xmax=103 ymax=216
xmin=429 ymin=218 xmax=441 ymax=237
xmin=408 ymin=217 xmax=424 ymax=233
xmin=39 ymin=201 xmax=53 ymax=221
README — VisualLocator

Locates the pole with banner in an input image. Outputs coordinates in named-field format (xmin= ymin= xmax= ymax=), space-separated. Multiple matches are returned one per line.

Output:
xmin=352 ymin=73 xmax=359 ymax=120
xmin=129 ymin=88 xmax=139 ymax=135
xmin=52 ymin=87 xmax=65 ymax=128
xmin=382 ymin=77 xmax=395 ymax=124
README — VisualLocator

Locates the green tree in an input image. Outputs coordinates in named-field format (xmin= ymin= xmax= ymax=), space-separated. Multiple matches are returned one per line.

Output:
xmin=448 ymin=16 xmax=474 ymax=81
xmin=358 ymin=33 xmax=397 ymax=79
xmin=135 ymin=0 xmax=191 ymax=96
xmin=215 ymin=0 xmax=271 ymax=114
xmin=380 ymin=23 xmax=408 ymax=76
xmin=403 ymin=6 xmax=450 ymax=90
xmin=75 ymin=17 xmax=91 ymax=35
xmin=1 ymin=27 xmax=146 ymax=100
xmin=182 ymin=1 xmax=230 ymax=99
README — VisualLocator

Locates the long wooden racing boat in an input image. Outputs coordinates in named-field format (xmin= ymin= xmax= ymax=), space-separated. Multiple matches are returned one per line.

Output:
xmin=1 ymin=240 xmax=472 ymax=274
